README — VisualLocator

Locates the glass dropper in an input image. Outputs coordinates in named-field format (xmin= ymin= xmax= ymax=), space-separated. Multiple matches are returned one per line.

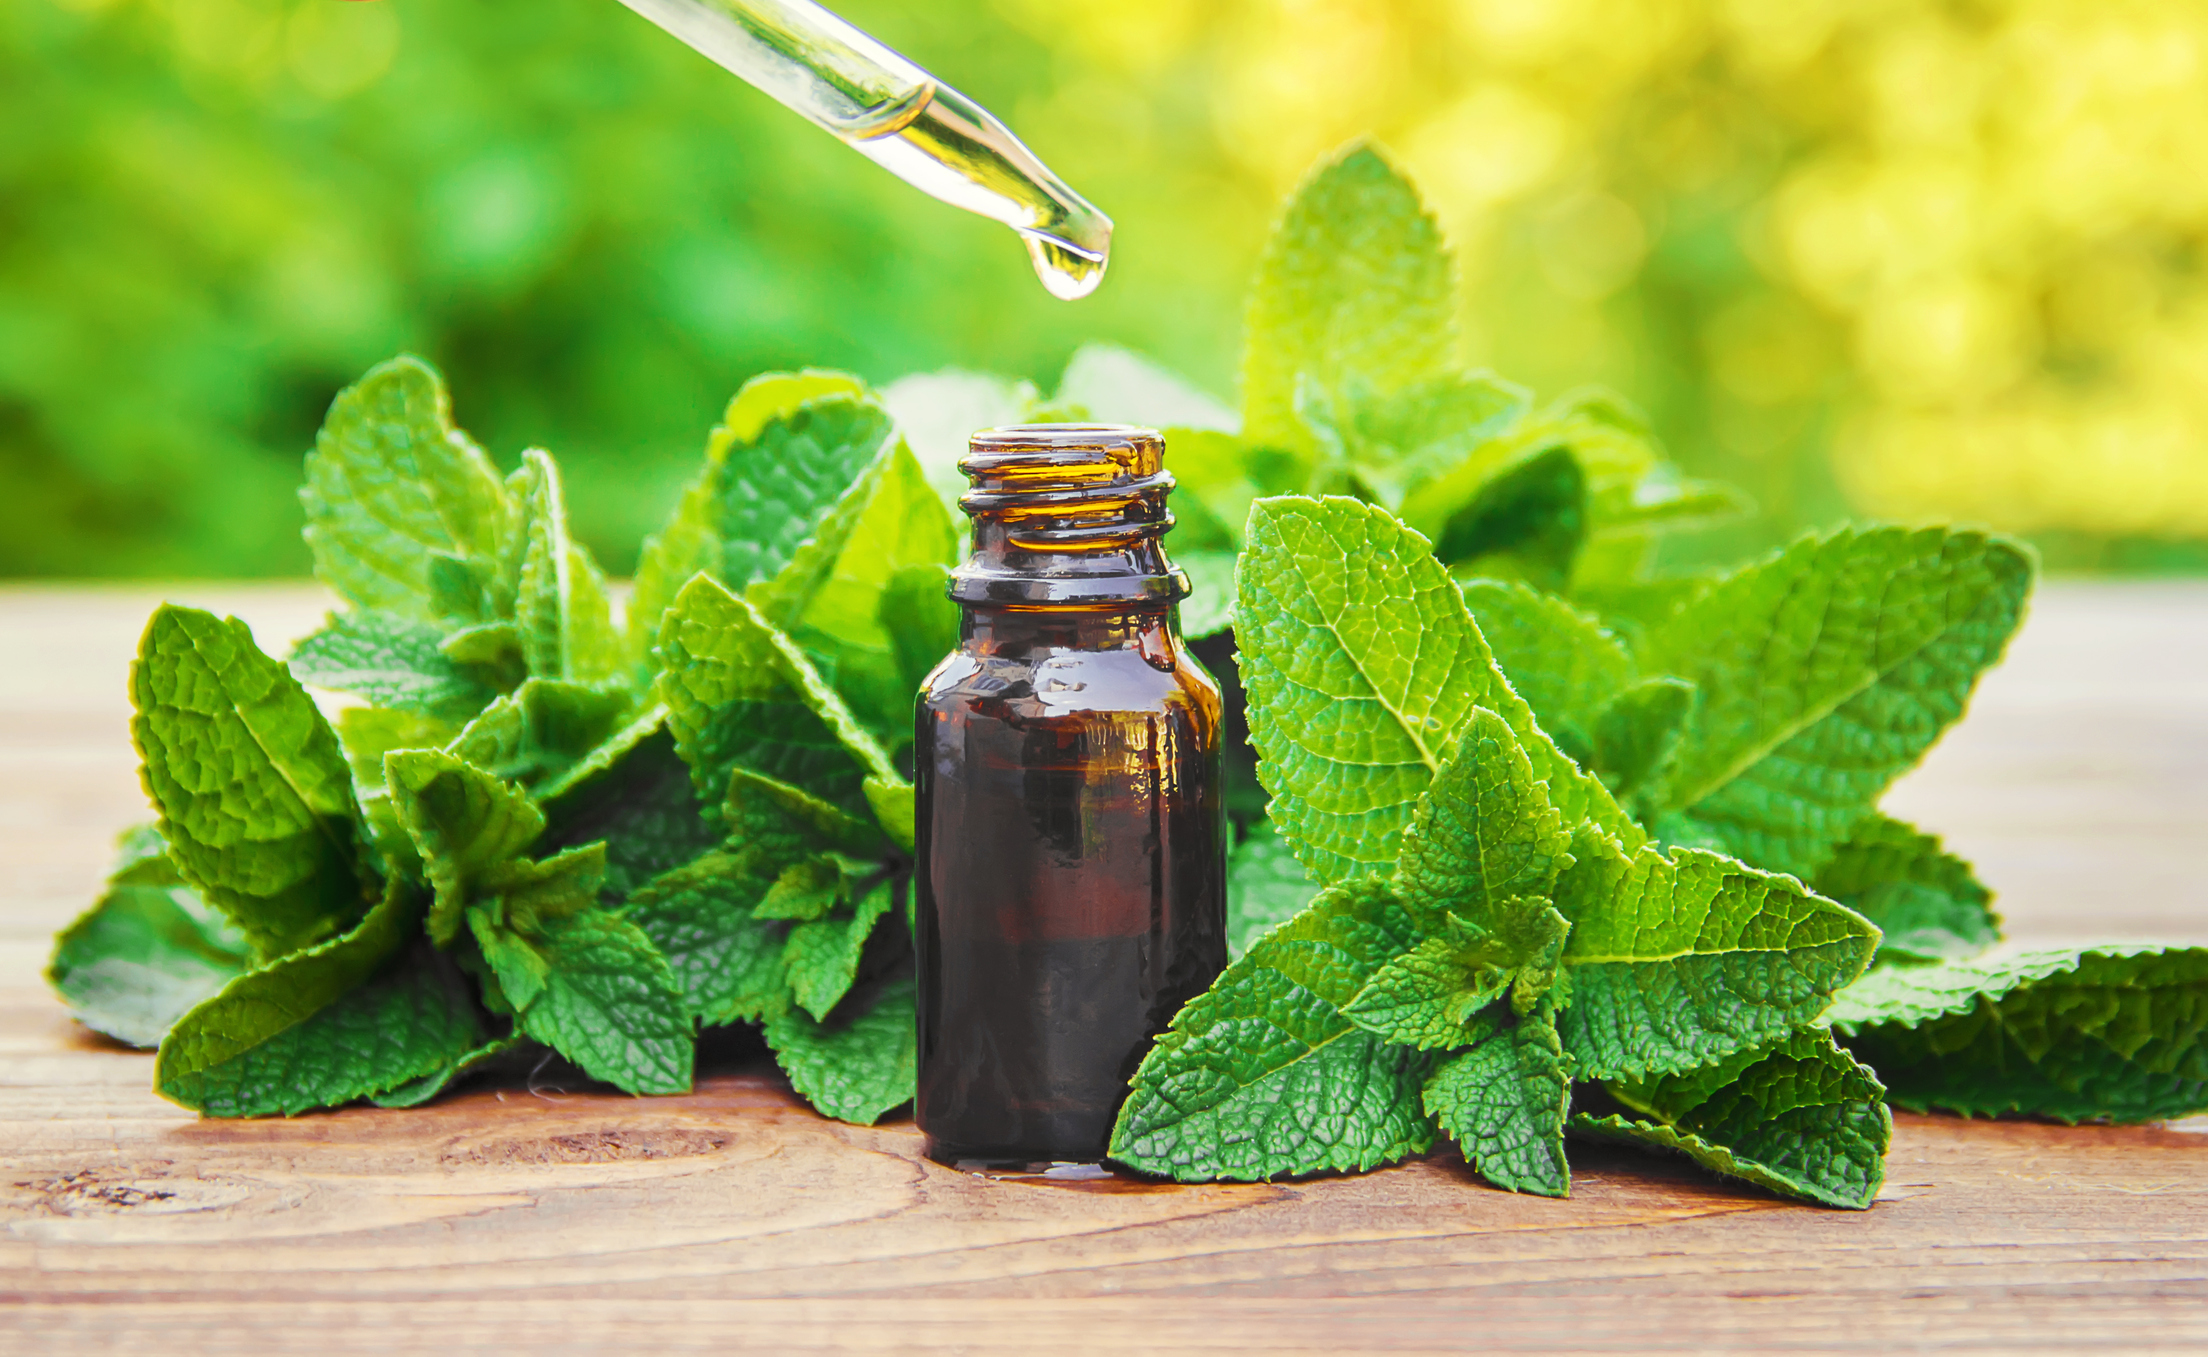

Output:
xmin=611 ymin=0 xmax=1113 ymax=300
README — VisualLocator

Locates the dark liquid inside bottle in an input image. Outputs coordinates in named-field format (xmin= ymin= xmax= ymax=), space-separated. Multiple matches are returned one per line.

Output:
xmin=914 ymin=426 xmax=1225 ymax=1168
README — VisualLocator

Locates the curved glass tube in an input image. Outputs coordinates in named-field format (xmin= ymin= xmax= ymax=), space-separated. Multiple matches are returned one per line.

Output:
xmin=613 ymin=0 xmax=1112 ymax=298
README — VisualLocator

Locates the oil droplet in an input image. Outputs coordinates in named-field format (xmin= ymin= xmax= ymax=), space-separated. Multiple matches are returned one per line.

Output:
xmin=1025 ymin=236 xmax=1108 ymax=301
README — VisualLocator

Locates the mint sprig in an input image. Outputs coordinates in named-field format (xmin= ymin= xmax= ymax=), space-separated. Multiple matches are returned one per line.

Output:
xmin=50 ymin=138 xmax=2208 ymax=1209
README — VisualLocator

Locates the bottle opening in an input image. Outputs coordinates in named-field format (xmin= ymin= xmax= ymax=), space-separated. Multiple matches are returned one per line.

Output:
xmin=951 ymin=424 xmax=1187 ymax=606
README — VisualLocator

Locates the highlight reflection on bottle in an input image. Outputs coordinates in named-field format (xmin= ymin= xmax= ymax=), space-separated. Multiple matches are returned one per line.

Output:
xmin=913 ymin=425 xmax=1225 ymax=1169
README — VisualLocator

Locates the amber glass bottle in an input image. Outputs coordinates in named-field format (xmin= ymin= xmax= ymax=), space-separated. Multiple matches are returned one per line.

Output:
xmin=913 ymin=424 xmax=1226 ymax=1169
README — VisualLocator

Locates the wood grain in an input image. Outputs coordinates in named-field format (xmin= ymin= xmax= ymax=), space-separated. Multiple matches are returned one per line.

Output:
xmin=3 ymin=582 xmax=2206 ymax=1354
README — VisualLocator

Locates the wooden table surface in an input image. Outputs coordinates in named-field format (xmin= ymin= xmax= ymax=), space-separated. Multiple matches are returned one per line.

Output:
xmin=4 ymin=581 xmax=2206 ymax=1354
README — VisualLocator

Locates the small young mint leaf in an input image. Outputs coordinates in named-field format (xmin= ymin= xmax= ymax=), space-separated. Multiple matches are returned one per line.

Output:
xmin=386 ymin=748 xmax=546 ymax=947
xmin=1110 ymin=879 xmax=1437 ymax=1181
xmin=1394 ymin=706 xmax=1573 ymax=937
xmin=1576 ymin=1027 xmax=1890 ymax=1209
xmin=132 ymin=604 xmax=374 ymax=960
xmin=1342 ymin=915 xmax=1512 ymax=1051
xmin=1829 ymin=946 xmax=2208 ymax=1123
xmin=764 ymin=974 xmax=918 ymax=1126
xmin=445 ymin=677 xmax=631 ymax=789
xmin=1237 ymin=496 xmax=1637 ymax=887
xmin=481 ymin=843 xmax=606 ymax=933
xmin=755 ymin=858 xmax=845 ymax=922
xmin=300 ymin=355 xmax=519 ymax=625
xmin=1242 ymin=141 xmax=1458 ymax=459
xmin=1423 ymin=1003 xmax=1572 ymax=1198
xmin=289 ymin=610 xmax=504 ymax=723
xmin=1555 ymin=835 xmax=1879 ymax=1080
xmin=1812 ymin=813 xmax=1999 ymax=965
xmin=471 ymin=905 xmax=693 ymax=1096
xmin=510 ymin=448 xmax=624 ymax=686
xmin=1297 ymin=371 xmax=1530 ymax=510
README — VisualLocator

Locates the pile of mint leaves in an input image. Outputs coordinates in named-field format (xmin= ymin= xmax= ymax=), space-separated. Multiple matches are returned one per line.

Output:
xmin=51 ymin=142 xmax=2208 ymax=1210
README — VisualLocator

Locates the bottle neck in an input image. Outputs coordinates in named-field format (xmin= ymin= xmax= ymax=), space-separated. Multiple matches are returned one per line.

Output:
xmin=958 ymin=604 xmax=1179 ymax=662
xmin=950 ymin=424 xmax=1188 ymax=608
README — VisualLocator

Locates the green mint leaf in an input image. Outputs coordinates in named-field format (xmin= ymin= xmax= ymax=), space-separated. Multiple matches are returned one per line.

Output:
xmin=446 ymin=678 xmax=631 ymax=789
xmin=1175 ymin=549 xmax=1239 ymax=641
xmin=1423 ymin=1004 xmax=1572 ymax=1197
xmin=300 ymin=355 xmax=520 ymax=625
xmin=1342 ymin=914 xmax=1512 ymax=1050
xmin=1812 ymin=813 xmax=1999 ymax=965
xmin=723 ymin=766 xmax=887 ymax=868
xmin=1394 ymin=706 xmax=1574 ymax=936
xmin=1639 ymin=526 xmax=2033 ymax=877
xmin=537 ymin=723 xmax=726 ymax=904
xmin=784 ymin=878 xmax=896 ymax=1021
xmin=1242 ymin=141 xmax=1457 ymax=457
xmin=627 ymin=370 xmax=873 ymax=664
xmin=1556 ymin=838 xmax=1880 ymax=1079
xmin=622 ymin=847 xmax=792 ymax=1025
xmin=1236 ymin=495 xmax=1635 ymax=886
xmin=1456 ymin=581 xmax=1694 ymax=803
xmin=621 ymin=767 xmax=882 ymax=1026
xmin=790 ymin=442 xmax=960 ymax=745
xmin=1457 ymin=580 xmax=1633 ymax=762
xmin=473 ymin=906 xmax=694 ymax=1096
xmin=155 ymin=879 xmax=481 ymax=1114
xmin=658 ymin=572 xmax=897 ymax=823
xmin=1226 ymin=821 xmax=1316 ymax=961
xmin=764 ymin=974 xmax=918 ymax=1126
xmin=756 ymin=858 xmax=844 ymax=922
xmin=386 ymin=748 xmax=546 ymax=946
xmin=370 ymin=1035 xmax=522 ymax=1109
xmin=290 ymin=610 xmax=503 ymax=723
xmin=1110 ymin=879 xmax=1437 ymax=1181
xmin=1576 ymin=1027 xmax=1890 ymax=1209
xmin=439 ymin=619 xmax=529 ymax=674
xmin=131 ymin=604 xmax=373 ymax=959
xmin=1829 ymin=946 xmax=2208 ymax=1123
xmin=49 ymin=830 xmax=249 ymax=1048
xmin=510 ymin=448 xmax=623 ymax=685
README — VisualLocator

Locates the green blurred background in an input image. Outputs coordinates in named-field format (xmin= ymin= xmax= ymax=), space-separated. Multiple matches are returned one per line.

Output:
xmin=7 ymin=0 xmax=2208 ymax=578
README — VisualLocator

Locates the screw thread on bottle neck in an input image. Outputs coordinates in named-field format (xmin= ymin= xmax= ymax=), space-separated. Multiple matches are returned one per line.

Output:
xmin=951 ymin=424 xmax=1186 ymax=607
